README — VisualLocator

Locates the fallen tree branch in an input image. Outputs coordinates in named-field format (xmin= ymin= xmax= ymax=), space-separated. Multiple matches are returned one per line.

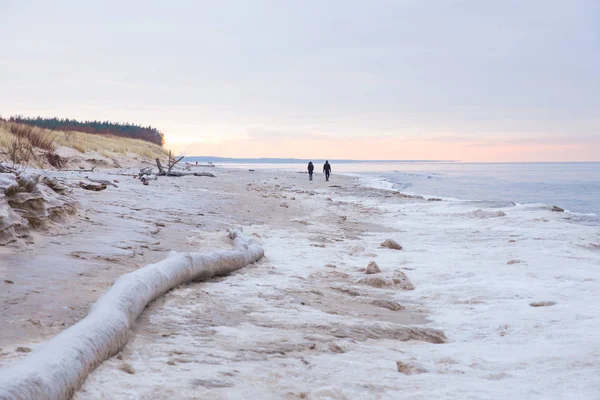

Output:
xmin=166 ymin=171 xmax=216 ymax=177
xmin=169 ymin=156 xmax=184 ymax=172
xmin=0 ymin=163 xmax=16 ymax=174
xmin=85 ymin=178 xmax=118 ymax=188
xmin=0 ymin=228 xmax=264 ymax=400
xmin=61 ymin=166 xmax=97 ymax=173
xmin=139 ymin=167 xmax=153 ymax=177
xmin=107 ymin=172 xmax=137 ymax=176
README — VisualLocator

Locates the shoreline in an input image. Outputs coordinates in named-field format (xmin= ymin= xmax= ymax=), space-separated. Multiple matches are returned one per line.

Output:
xmin=1 ymin=166 xmax=599 ymax=399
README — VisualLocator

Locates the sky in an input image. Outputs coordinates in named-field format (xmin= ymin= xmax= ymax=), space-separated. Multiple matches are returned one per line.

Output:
xmin=1 ymin=0 xmax=599 ymax=161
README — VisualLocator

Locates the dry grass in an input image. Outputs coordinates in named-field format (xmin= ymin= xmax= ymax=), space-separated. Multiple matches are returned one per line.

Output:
xmin=0 ymin=121 xmax=168 ymax=165
xmin=49 ymin=130 xmax=168 ymax=159
xmin=7 ymin=123 xmax=55 ymax=151
xmin=0 ymin=122 xmax=36 ymax=167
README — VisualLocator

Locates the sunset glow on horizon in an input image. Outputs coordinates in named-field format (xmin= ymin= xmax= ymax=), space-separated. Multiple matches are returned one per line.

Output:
xmin=164 ymin=131 xmax=599 ymax=162
xmin=2 ymin=0 xmax=598 ymax=162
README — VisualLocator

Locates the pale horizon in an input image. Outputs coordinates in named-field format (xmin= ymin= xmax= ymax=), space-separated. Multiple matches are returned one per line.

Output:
xmin=1 ymin=0 xmax=599 ymax=162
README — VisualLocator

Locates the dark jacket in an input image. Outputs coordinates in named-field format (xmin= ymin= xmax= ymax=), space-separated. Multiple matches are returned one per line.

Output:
xmin=308 ymin=162 xmax=314 ymax=173
xmin=323 ymin=162 xmax=331 ymax=173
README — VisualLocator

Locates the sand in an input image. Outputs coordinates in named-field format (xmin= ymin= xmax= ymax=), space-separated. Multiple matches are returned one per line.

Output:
xmin=1 ymin=167 xmax=599 ymax=399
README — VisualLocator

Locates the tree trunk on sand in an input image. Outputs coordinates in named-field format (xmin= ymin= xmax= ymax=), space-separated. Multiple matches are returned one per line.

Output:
xmin=0 ymin=228 xmax=264 ymax=400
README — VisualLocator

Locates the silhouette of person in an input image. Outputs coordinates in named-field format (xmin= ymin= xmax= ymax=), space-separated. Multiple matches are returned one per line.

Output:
xmin=323 ymin=160 xmax=331 ymax=181
xmin=307 ymin=161 xmax=314 ymax=181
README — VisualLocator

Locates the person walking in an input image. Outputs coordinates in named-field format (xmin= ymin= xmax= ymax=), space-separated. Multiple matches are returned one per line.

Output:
xmin=307 ymin=161 xmax=314 ymax=181
xmin=323 ymin=160 xmax=331 ymax=181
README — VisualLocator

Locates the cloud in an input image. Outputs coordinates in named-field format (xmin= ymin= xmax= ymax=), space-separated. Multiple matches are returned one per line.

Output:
xmin=1 ymin=0 xmax=599 ymax=161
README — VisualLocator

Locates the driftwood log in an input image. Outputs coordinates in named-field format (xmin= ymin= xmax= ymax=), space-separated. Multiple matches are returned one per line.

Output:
xmin=85 ymin=178 xmax=118 ymax=188
xmin=61 ymin=166 xmax=97 ymax=173
xmin=0 ymin=228 xmax=264 ymax=400
xmin=156 ymin=151 xmax=185 ymax=176
xmin=166 ymin=171 xmax=215 ymax=177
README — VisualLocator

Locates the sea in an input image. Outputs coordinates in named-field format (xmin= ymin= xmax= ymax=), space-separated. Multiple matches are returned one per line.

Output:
xmin=190 ymin=159 xmax=600 ymax=223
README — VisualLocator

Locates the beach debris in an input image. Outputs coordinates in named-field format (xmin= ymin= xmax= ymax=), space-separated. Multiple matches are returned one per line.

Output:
xmin=506 ymin=259 xmax=522 ymax=265
xmin=365 ymin=261 xmax=381 ymax=274
xmin=155 ymin=152 xmax=216 ymax=177
xmin=396 ymin=361 xmax=427 ymax=375
xmin=380 ymin=239 xmax=402 ymax=250
xmin=118 ymin=363 xmax=135 ymax=375
xmin=530 ymin=301 xmax=556 ymax=307
xmin=291 ymin=219 xmax=311 ymax=225
xmin=371 ymin=300 xmax=405 ymax=311
xmin=139 ymin=167 xmax=153 ymax=177
xmin=311 ymin=243 xmax=326 ymax=248
xmin=428 ymin=197 xmax=442 ymax=201
xmin=0 ymin=163 xmax=16 ymax=174
xmin=156 ymin=151 xmax=183 ymax=175
xmin=324 ymin=264 xmax=337 ymax=269
xmin=329 ymin=343 xmax=345 ymax=354
xmin=166 ymin=170 xmax=215 ymax=177
xmin=280 ymin=202 xmax=289 ymax=208
xmin=15 ymin=347 xmax=32 ymax=353
xmin=79 ymin=181 xmax=107 ymax=191
xmin=61 ymin=166 xmax=97 ymax=172
xmin=85 ymin=178 xmax=118 ymax=188
xmin=551 ymin=206 xmax=565 ymax=212
xmin=4 ymin=280 xmax=14 ymax=284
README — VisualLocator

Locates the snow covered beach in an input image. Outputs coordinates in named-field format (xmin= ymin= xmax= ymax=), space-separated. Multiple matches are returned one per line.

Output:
xmin=1 ymin=167 xmax=599 ymax=399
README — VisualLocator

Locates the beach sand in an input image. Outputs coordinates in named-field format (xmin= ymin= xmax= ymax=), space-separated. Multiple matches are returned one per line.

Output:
xmin=1 ymin=167 xmax=599 ymax=399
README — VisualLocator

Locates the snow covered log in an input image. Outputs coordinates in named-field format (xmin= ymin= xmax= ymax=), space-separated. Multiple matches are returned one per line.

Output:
xmin=0 ymin=228 xmax=264 ymax=400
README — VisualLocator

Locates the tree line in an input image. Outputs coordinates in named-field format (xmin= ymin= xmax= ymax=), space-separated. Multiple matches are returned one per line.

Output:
xmin=1 ymin=115 xmax=165 ymax=146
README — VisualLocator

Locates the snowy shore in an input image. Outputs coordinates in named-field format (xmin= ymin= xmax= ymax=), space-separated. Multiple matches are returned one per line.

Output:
xmin=1 ymin=167 xmax=599 ymax=399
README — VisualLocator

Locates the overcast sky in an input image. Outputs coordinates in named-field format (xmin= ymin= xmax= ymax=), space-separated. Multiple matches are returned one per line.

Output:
xmin=1 ymin=0 xmax=599 ymax=161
